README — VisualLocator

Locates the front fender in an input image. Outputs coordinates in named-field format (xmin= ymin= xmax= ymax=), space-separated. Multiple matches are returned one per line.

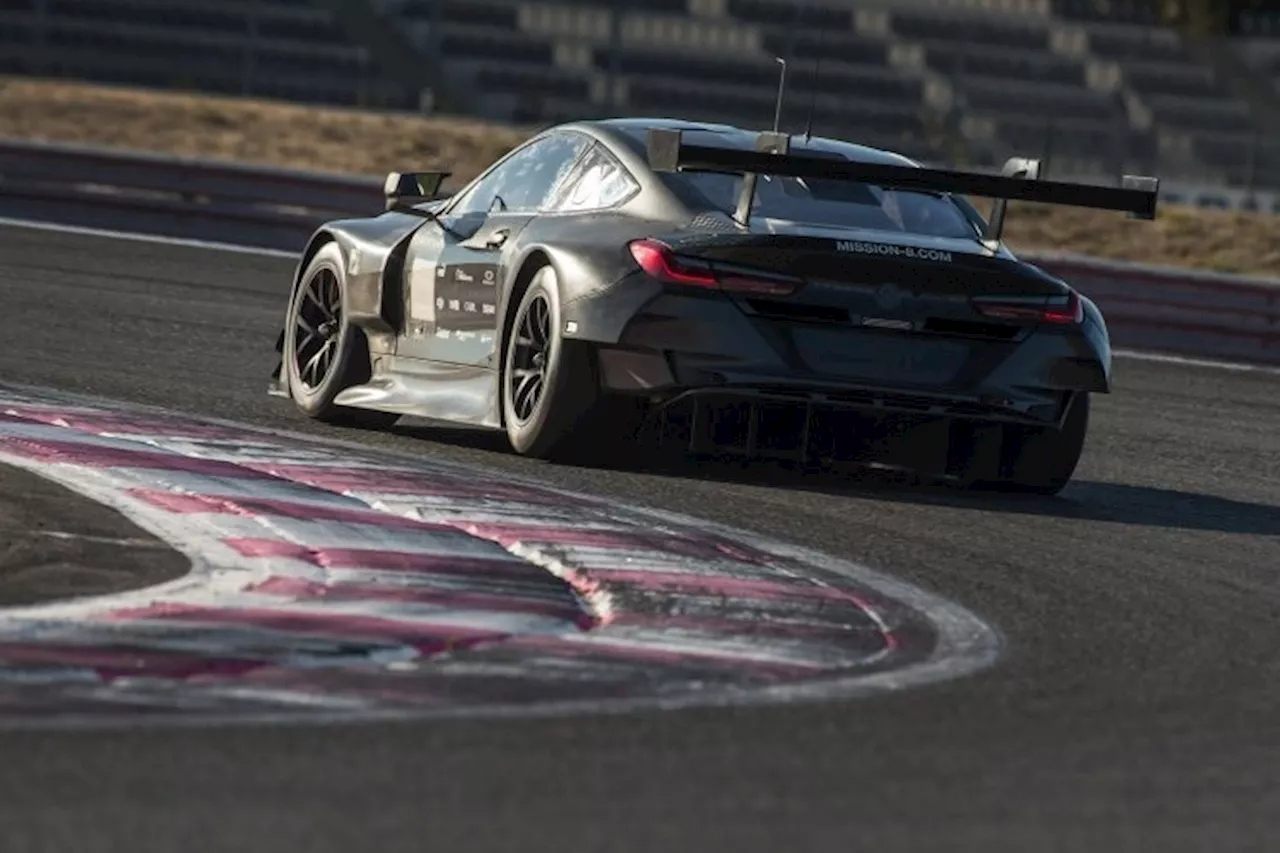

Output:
xmin=271 ymin=212 xmax=427 ymax=392
xmin=291 ymin=212 xmax=427 ymax=335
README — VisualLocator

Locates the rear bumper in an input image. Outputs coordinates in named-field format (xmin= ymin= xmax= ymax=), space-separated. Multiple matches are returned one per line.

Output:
xmin=597 ymin=342 xmax=1074 ymax=427
xmin=592 ymin=287 xmax=1109 ymax=405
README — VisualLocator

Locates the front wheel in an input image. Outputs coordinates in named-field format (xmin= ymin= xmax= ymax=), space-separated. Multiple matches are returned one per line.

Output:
xmin=283 ymin=242 xmax=401 ymax=431
xmin=501 ymin=266 xmax=604 ymax=459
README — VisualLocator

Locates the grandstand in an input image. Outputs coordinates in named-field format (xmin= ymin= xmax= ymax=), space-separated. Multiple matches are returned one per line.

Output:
xmin=2 ymin=0 xmax=1278 ymax=205
xmin=0 ymin=0 xmax=416 ymax=108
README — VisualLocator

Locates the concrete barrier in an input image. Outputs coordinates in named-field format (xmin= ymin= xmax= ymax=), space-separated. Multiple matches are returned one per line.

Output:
xmin=1025 ymin=251 xmax=1280 ymax=366
xmin=0 ymin=138 xmax=381 ymax=250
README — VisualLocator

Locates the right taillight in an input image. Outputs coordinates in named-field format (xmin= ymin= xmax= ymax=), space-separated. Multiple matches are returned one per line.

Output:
xmin=972 ymin=290 xmax=1083 ymax=325
xmin=628 ymin=239 xmax=801 ymax=296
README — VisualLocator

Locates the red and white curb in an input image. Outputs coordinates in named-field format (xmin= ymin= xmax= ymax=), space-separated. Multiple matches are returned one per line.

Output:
xmin=0 ymin=389 xmax=999 ymax=726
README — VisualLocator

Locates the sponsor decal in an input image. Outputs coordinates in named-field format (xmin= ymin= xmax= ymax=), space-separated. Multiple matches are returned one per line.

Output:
xmin=407 ymin=258 xmax=438 ymax=322
xmin=836 ymin=240 xmax=954 ymax=263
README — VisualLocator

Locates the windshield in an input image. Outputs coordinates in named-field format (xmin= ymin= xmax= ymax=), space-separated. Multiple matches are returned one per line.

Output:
xmin=674 ymin=170 xmax=983 ymax=240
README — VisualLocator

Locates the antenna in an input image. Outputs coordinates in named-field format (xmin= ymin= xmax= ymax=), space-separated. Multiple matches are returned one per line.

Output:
xmin=1042 ymin=117 xmax=1055 ymax=179
xmin=772 ymin=57 xmax=787 ymax=133
xmin=803 ymin=32 xmax=824 ymax=142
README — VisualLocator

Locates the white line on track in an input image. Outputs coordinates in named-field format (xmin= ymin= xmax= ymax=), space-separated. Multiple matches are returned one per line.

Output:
xmin=3 ymin=216 xmax=1276 ymax=377
xmin=35 ymin=530 xmax=172 ymax=549
xmin=1113 ymin=349 xmax=1280 ymax=376
xmin=0 ymin=217 xmax=295 ymax=259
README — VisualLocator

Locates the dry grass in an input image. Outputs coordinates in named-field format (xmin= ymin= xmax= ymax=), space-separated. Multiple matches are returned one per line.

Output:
xmin=0 ymin=78 xmax=527 ymax=184
xmin=2 ymin=77 xmax=1276 ymax=278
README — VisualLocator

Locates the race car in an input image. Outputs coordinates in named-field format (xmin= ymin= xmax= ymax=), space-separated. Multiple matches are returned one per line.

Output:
xmin=269 ymin=117 xmax=1159 ymax=494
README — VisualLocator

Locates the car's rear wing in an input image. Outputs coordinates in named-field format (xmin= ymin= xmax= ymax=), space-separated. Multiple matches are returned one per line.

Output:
xmin=646 ymin=128 xmax=1159 ymax=241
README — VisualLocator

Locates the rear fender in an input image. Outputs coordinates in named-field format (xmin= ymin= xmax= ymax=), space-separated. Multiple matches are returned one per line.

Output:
xmin=980 ymin=318 xmax=1111 ymax=401
xmin=1075 ymin=293 xmax=1113 ymax=392
xmin=490 ymin=211 xmax=669 ymax=347
xmin=502 ymin=235 xmax=661 ymax=348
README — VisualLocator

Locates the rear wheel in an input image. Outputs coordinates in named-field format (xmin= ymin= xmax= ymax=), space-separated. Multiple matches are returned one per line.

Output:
xmin=502 ymin=266 xmax=615 ymax=459
xmin=283 ymin=242 xmax=400 ymax=431
xmin=993 ymin=392 xmax=1090 ymax=495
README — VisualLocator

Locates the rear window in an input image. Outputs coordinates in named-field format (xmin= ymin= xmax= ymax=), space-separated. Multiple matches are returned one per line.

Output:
xmin=673 ymin=170 xmax=982 ymax=240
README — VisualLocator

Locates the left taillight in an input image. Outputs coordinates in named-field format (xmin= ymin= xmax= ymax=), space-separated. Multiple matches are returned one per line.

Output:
xmin=971 ymin=290 xmax=1084 ymax=325
xmin=628 ymin=239 xmax=800 ymax=296
xmin=628 ymin=239 xmax=717 ymax=287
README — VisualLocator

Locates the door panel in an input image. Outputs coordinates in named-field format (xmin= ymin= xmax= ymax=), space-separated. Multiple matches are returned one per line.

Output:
xmin=398 ymin=220 xmax=450 ymax=362
xmin=428 ymin=212 xmax=532 ymax=367
xmin=399 ymin=212 xmax=534 ymax=368
xmin=398 ymin=129 xmax=591 ymax=368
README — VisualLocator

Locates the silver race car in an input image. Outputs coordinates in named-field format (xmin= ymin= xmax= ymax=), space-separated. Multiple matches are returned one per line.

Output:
xmin=270 ymin=117 xmax=1158 ymax=494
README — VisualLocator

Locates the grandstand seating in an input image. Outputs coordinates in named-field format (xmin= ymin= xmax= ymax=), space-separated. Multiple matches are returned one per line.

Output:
xmin=382 ymin=0 xmax=1277 ymax=190
xmin=1051 ymin=9 xmax=1276 ymax=190
xmin=2 ymin=0 xmax=1277 ymax=195
xmin=0 ymin=0 xmax=414 ymax=108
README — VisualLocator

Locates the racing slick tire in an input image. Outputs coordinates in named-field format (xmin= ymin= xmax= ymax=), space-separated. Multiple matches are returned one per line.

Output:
xmin=993 ymin=391 xmax=1090 ymax=495
xmin=282 ymin=242 xmax=401 ymax=431
xmin=502 ymin=265 xmax=610 ymax=460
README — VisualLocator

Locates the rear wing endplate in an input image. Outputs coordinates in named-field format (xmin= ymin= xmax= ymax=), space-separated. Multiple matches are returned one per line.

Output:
xmin=646 ymin=128 xmax=1159 ymax=240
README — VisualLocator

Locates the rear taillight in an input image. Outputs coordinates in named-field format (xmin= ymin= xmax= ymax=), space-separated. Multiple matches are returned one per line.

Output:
xmin=628 ymin=239 xmax=800 ymax=296
xmin=628 ymin=239 xmax=716 ymax=287
xmin=971 ymin=290 xmax=1083 ymax=325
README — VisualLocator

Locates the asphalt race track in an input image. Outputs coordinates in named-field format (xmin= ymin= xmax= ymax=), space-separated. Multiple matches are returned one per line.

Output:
xmin=1 ymin=222 xmax=1279 ymax=852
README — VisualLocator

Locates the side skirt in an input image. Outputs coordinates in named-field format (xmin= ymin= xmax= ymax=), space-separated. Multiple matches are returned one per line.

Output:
xmin=268 ymin=328 xmax=287 ymax=397
xmin=331 ymin=358 xmax=503 ymax=429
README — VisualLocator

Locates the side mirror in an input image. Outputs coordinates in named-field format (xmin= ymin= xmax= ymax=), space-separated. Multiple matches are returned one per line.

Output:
xmin=384 ymin=171 xmax=450 ymax=212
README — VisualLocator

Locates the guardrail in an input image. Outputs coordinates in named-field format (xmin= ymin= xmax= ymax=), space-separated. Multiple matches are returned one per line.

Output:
xmin=0 ymin=138 xmax=383 ymax=250
xmin=3 ymin=138 xmax=1278 ymax=367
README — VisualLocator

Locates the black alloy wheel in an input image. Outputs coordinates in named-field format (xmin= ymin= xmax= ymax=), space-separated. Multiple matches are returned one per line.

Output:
xmin=508 ymin=291 xmax=552 ymax=425
xmin=294 ymin=267 xmax=343 ymax=392
xmin=502 ymin=266 xmax=604 ymax=458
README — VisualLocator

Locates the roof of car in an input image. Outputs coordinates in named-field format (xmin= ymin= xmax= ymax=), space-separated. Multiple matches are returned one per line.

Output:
xmin=577 ymin=117 xmax=921 ymax=169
